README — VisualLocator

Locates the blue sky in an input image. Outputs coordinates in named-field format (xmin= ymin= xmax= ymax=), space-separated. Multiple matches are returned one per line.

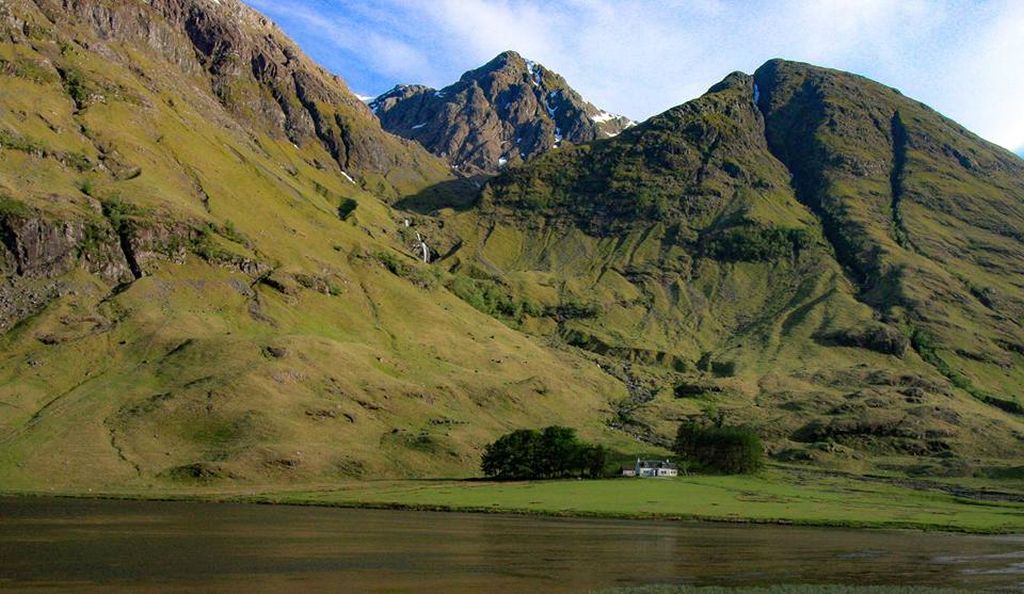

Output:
xmin=243 ymin=0 xmax=1024 ymax=154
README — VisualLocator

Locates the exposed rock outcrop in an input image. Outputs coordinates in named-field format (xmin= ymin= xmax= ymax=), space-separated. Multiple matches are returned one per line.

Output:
xmin=0 ymin=203 xmax=268 ymax=328
xmin=371 ymin=51 xmax=633 ymax=174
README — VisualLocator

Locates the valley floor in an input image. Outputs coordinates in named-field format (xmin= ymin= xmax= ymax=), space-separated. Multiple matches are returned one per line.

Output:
xmin=5 ymin=469 xmax=1023 ymax=534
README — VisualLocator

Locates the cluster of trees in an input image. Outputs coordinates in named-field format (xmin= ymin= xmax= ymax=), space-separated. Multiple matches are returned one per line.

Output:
xmin=673 ymin=420 xmax=764 ymax=474
xmin=481 ymin=419 xmax=764 ymax=481
xmin=481 ymin=426 xmax=608 ymax=480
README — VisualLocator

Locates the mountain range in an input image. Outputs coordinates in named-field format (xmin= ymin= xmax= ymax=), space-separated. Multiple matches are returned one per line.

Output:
xmin=0 ymin=0 xmax=1021 ymax=491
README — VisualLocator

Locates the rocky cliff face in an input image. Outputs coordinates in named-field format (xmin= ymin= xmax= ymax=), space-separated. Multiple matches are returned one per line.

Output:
xmin=0 ymin=195 xmax=268 ymax=330
xmin=371 ymin=51 xmax=633 ymax=174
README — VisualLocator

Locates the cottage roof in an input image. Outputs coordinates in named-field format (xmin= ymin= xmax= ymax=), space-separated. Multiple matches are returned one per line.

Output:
xmin=637 ymin=459 xmax=677 ymax=469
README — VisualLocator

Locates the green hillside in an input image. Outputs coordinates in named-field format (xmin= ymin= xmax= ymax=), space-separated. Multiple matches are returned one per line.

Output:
xmin=0 ymin=0 xmax=632 ymax=490
xmin=0 ymin=0 xmax=1022 ymax=494
xmin=434 ymin=65 xmax=1024 ymax=474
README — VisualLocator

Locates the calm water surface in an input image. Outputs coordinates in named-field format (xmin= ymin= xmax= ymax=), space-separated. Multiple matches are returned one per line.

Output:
xmin=1 ymin=497 xmax=1022 ymax=592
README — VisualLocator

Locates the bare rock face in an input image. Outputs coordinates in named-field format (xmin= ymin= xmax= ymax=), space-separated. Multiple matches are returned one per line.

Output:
xmin=371 ymin=51 xmax=634 ymax=174
xmin=0 ymin=209 xmax=126 ymax=329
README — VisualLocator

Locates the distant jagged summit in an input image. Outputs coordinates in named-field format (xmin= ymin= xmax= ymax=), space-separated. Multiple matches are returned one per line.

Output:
xmin=370 ymin=50 xmax=634 ymax=174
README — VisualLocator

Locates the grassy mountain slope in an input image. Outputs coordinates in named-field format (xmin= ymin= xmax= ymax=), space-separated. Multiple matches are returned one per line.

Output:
xmin=0 ymin=0 xmax=631 ymax=490
xmin=755 ymin=60 xmax=1024 ymax=416
xmin=433 ymin=67 xmax=1024 ymax=473
xmin=1 ymin=0 xmax=1021 ymax=493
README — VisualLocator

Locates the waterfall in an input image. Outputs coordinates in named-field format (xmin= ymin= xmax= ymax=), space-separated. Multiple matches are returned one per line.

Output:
xmin=415 ymin=232 xmax=430 ymax=263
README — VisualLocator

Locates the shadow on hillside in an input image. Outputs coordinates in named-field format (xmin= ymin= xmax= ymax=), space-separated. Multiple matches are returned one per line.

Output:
xmin=394 ymin=175 xmax=488 ymax=214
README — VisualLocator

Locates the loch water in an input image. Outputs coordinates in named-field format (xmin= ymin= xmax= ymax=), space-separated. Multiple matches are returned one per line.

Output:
xmin=1 ymin=497 xmax=1022 ymax=592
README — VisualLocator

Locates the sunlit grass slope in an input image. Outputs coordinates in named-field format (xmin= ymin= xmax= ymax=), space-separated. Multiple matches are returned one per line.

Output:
xmin=0 ymin=0 xmax=631 ymax=490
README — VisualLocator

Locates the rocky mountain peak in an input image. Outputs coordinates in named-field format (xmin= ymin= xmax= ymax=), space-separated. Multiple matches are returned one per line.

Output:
xmin=371 ymin=50 xmax=634 ymax=174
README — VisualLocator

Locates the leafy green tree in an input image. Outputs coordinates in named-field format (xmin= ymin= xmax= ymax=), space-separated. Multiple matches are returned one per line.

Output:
xmin=480 ymin=426 xmax=609 ymax=480
xmin=537 ymin=425 xmax=580 ymax=478
xmin=578 ymin=445 xmax=608 ymax=478
xmin=481 ymin=429 xmax=540 ymax=479
xmin=674 ymin=421 xmax=764 ymax=474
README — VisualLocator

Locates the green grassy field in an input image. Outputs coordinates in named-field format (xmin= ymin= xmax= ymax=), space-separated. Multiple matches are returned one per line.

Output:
xmin=10 ymin=469 xmax=1020 ymax=534
xmin=594 ymin=587 xmax=975 ymax=594
xmin=253 ymin=474 xmax=1024 ymax=533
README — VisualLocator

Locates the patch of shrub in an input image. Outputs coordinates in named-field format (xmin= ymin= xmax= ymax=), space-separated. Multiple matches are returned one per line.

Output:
xmin=337 ymin=198 xmax=358 ymax=220
xmin=59 ymin=65 xmax=91 ymax=108
xmin=190 ymin=224 xmax=227 ymax=261
xmin=0 ymin=128 xmax=45 ymax=154
xmin=100 ymin=197 xmax=145 ymax=231
xmin=219 ymin=220 xmax=249 ymax=246
xmin=674 ymin=421 xmax=764 ymax=474
xmin=375 ymin=251 xmax=410 ymax=277
xmin=703 ymin=224 xmax=811 ymax=262
xmin=545 ymin=298 xmax=601 ymax=321
xmin=61 ymin=151 xmax=92 ymax=172
xmin=76 ymin=220 xmax=110 ymax=258
xmin=77 ymin=177 xmax=95 ymax=196
xmin=0 ymin=194 xmax=32 ymax=218
xmin=481 ymin=425 xmax=608 ymax=480
xmin=446 ymin=274 xmax=541 ymax=321
xmin=823 ymin=324 xmax=908 ymax=356
xmin=1 ymin=57 xmax=58 ymax=83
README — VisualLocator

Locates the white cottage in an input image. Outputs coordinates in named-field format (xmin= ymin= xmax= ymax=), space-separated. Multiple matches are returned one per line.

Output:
xmin=624 ymin=458 xmax=679 ymax=478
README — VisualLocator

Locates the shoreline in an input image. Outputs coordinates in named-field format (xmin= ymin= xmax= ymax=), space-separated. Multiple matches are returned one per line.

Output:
xmin=3 ymin=485 xmax=1023 ymax=536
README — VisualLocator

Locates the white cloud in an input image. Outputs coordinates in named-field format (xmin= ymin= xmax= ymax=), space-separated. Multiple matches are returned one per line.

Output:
xmin=245 ymin=0 xmax=433 ymax=83
xmin=933 ymin=0 xmax=1024 ymax=151
xmin=244 ymin=0 xmax=1024 ymax=151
